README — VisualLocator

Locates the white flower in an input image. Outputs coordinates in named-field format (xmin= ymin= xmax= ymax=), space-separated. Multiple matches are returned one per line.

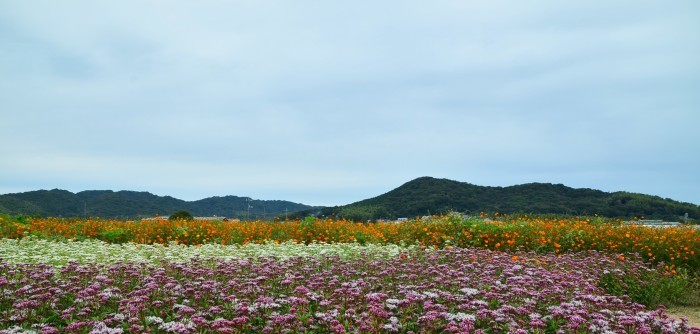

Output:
xmin=459 ymin=288 xmax=479 ymax=296
xmin=158 ymin=321 xmax=196 ymax=333
xmin=422 ymin=291 xmax=439 ymax=299
xmin=2 ymin=326 xmax=38 ymax=334
xmin=0 ymin=239 xmax=413 ymax=267
xmin=444 ymin=312 xmax=476 ymax=322
xmin=385 ymin=298 xmax=400 ymax=310
xmin=90 ymin=321 xmax=123 ymax=334
xmin=382 ymin=317 xmax=402 ymax=332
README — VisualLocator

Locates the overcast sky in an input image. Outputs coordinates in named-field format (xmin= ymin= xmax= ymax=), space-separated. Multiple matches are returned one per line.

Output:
xmin=1 ymin=1 xmax=699 ymax=206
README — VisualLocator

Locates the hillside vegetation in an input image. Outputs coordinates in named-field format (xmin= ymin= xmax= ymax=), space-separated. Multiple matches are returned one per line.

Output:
xmin=2 ymin=177 xmax=698 ymax=221
xmin=315 ymin=177 xmax=699 ymax=222
xmin=0 ymin=189 xmax=313 ymax=219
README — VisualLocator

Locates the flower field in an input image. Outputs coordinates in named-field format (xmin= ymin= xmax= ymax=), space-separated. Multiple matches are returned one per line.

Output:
xmin=1 ymin=215 xmax=699 ymax=333
xmin=0 ymin=239 xmax=410 ymax=267
xmin=2 ymin=215 xmax=698 ymax=271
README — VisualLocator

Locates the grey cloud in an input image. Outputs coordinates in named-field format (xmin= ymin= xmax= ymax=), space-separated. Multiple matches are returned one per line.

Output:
xmin=1 ymin=0 xmax=699 ymax=205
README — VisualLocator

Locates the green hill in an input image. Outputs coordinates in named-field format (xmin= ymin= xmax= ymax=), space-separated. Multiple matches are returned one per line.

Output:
xmin=3 ymin=178 xmax=698 ymax=222
xmin=0 ymin=189 xmax=314 ymax=219
xmin=317 ymin=177 xmax=699 ymax=222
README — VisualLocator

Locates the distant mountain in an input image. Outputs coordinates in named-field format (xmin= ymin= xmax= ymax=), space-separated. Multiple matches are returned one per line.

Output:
xmin=311 ymin=177 xmax=699 ymax=222
xmin=3 ymin=178 xmax=698 ymax=222
xmin=0 ymin=189 xmax=315 ymax=219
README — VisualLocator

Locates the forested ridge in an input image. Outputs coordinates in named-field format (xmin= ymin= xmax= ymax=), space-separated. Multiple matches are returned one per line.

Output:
xmin=0 ymin=189 xmax=313 ymax=219
xmin=312 ymin=177 xmax=699 ymax=222
xmin=2 ymin=177 xmax=698 ymax=222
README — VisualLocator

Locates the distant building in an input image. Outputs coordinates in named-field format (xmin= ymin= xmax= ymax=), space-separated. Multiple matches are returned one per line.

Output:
xmin=193 ymin=216 xmax=226 ymax=221
xmin=141 ymin=216 xmax=169 ymax=221
xmin=626 ymin=220 xmax=681 ymax=228
xmin=141 ymin=216 xmax=229 ymax=221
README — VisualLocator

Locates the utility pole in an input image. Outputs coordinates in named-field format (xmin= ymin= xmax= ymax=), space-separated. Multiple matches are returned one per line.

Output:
xmin=246 ymin=198 xmax=252 ymax=220
xmin=285 ymin=208 xmax=288 ymax=221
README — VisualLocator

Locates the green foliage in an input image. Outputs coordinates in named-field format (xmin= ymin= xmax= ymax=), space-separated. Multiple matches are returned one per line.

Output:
xmin=169 ymin=210 xmax=194 ymax=221
xmin=2 ymin=177 xmax=699 ymax=223
xmin=353 ymin=231 xmax=371 ymax=245
xmin=330 ymin=177 xmax=700 ymax=221
xmin=302 ymin=216 xmax=315 ymax=228
xmin=298 ymin=216 xmax=317 ymax=244
xmin=98 ymin=228 xmax=130 ymax=244
xmin=0 ymin=190 xmax=314 ymax=219
xmin=598 ymin=267 xmax=695 ymax=308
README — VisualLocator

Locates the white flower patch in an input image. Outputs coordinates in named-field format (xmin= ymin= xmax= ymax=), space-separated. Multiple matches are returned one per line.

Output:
xmin=90 ymin=321 xmax=123 ymax=334
xmin=99 ymin=288 xmax=122 ymax=300
xmin=0 ymin=238 xmax=414 ymax=267
xmin=421 ymin=291 xmax=439 ymax=299
xmin=382 ymin=316 xmax=402 ymax=332
xmin=1 ymin=326 xmax=38 ymax=334
xmin=385 ymin=298 xmax=400 ymax=310
xmin=158 ymin=320 xmax=196 ymax=333
xmin=314 ymin=309 xmax=339 ymax=322
xmin=459 ymin=287 xmax=479 ymax=297
xmin=254 ymin=301 xmax=281 ymax=310
xmin=443 ymin=312 xmax=476 ymax=322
